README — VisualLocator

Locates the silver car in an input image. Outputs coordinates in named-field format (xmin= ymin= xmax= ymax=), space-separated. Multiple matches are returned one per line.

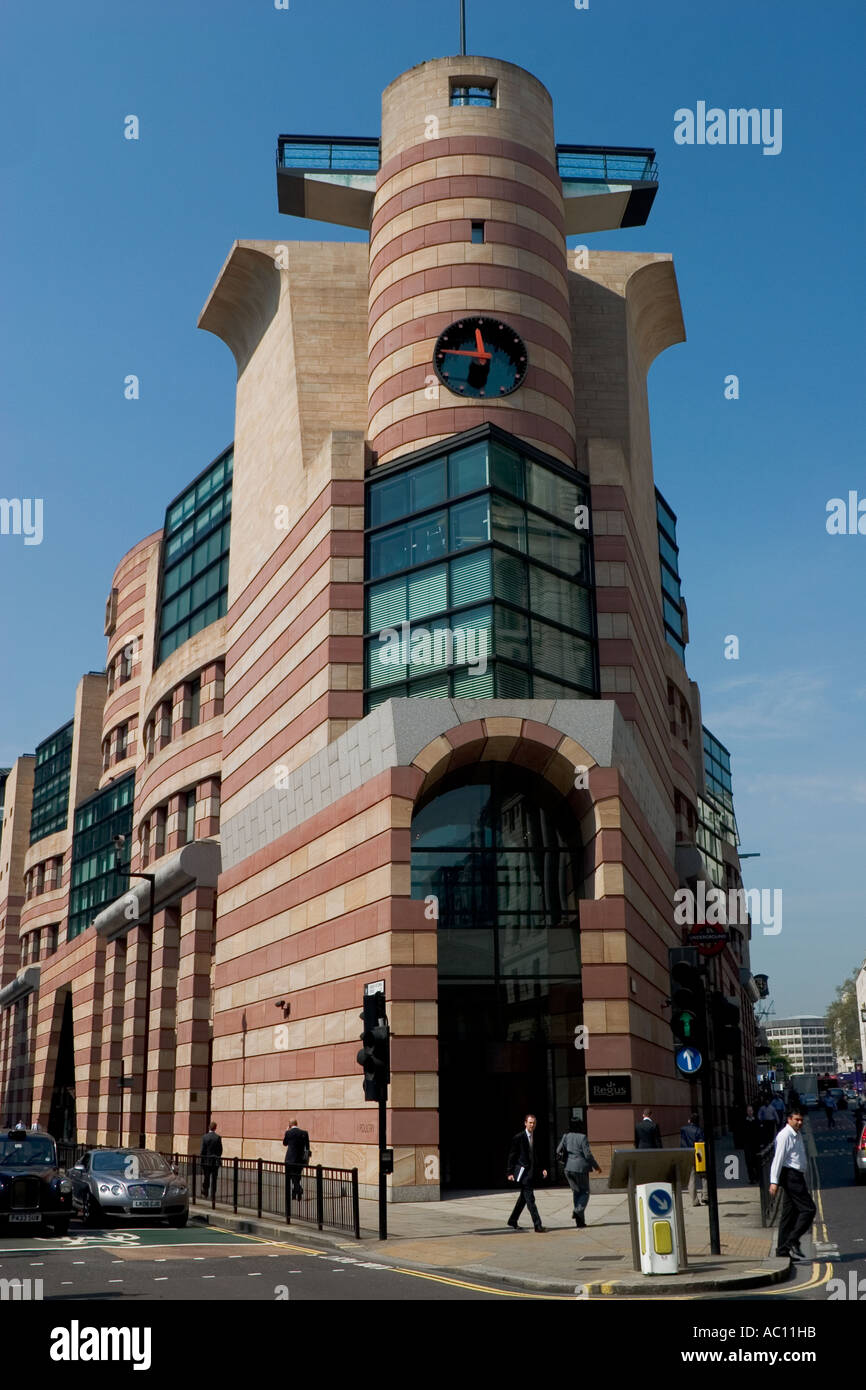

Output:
xmin=68 ymin=1149 xmax=189 ymax=1227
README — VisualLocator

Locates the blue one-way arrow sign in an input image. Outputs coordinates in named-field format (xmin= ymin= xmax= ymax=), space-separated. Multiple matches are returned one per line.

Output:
xmin=676 ymin=1046 xmax=702 ymax=1075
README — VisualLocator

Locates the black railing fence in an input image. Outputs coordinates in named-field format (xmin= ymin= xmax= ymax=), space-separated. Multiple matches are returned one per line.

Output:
xmin=56 ymin=1145 xmax=360 ymax=1239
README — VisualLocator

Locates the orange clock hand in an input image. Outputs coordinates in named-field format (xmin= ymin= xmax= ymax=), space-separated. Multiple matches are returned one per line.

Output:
xmin=475 ymin=328 xmax=487 ymax=355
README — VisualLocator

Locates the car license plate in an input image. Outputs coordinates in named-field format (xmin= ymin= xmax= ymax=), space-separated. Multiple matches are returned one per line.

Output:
xmin=132 ymin=1200 xmax=161 ymax=1209
xmin=9 ymin=1213 xmax=41 ymax=1223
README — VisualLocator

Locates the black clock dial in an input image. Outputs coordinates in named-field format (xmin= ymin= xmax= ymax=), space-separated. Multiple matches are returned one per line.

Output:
xmin=433 ymin=317 xmax=528 ymax=398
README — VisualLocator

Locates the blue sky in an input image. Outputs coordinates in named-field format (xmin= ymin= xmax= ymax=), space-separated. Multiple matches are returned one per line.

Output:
xmin=1 ymin=0 xmax=864 ymax=1021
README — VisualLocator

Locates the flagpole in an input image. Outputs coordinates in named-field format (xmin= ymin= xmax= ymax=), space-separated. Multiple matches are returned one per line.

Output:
xmin=459 ymin=0 xmax=466 ymax=55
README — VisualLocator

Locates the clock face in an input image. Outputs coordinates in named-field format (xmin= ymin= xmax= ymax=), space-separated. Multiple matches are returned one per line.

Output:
xmin=433 ymin=317 xmax=528 ymax=399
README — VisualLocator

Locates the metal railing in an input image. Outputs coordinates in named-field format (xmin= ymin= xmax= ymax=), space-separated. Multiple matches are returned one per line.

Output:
xmin=56 ymin=1146 xmax=360 ymax=1240
xmin=556 ymin=144 xmax=658 ymax=184
xmin=278 ymin=135 xmax=380 ymax=173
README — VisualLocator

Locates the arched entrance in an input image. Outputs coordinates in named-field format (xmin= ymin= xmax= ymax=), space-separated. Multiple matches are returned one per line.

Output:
xmin=412 ymin=763 xmax=586 ymax=1188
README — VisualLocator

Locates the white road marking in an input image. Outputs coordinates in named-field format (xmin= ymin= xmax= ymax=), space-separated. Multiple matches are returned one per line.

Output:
xmin=154 ymin=1277 xmax=168 ymax=1281
xmin=109 ymin=1279 xmax=123 ymax=1283
xmin=247 ymin=1272 xmax=262 ymax=1277
xmin=202 ymin=1275 xmax=215 ymax=1279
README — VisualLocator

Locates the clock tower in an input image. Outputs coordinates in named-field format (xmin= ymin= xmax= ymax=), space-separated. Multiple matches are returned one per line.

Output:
xmin=369 ymin=57 xmax=576 ymax=468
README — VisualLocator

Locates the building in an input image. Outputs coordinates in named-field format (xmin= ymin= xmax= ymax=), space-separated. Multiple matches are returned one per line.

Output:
xmin=0 ymin=50 xmax=759 ymax=1195
xmin=764 ymin=1016 xmax=836 ymax=1075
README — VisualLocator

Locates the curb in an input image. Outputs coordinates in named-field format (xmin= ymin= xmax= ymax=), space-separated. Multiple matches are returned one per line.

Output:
xmin=189 ymin=1206 xmax=787 ymax=1296
xmin=580 ymin=1259 xmax=791 ymax=1297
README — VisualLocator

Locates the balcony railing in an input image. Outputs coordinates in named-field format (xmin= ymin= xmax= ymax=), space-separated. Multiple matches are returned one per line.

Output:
xmin=277 ymin=135 xmax=380 ymax=173
xmin=276 ymin=136 xmax=657 ymax=185
xmin=556 ymin=144 xmax=658 ymax=184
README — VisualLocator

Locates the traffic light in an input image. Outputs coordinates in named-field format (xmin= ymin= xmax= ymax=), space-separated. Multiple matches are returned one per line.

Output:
xmin=357 ymin=992 xmax=390 ymax=1102
xmin=710 ymin=992 xmax=742 ymax=1059
xmin=668 ymin=953 xmax=706 ymax=1049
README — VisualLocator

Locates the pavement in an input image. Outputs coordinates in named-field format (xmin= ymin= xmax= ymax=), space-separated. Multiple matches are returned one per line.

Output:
xmin=190 ymin=1174 xmax=791 ymax=1296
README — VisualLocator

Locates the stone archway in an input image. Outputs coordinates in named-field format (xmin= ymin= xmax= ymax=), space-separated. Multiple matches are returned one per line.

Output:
xmin=407 ymin=716 xmax=602 ymax=1187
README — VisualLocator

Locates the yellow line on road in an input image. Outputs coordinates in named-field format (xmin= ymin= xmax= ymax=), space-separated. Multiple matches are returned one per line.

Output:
xmin=206 ymin=1226 xmax=567 ymax=1298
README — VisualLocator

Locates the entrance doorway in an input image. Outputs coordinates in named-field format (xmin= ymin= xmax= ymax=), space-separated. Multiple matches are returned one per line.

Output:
xmin=412 ymin=764 xmax=586 ymax=1188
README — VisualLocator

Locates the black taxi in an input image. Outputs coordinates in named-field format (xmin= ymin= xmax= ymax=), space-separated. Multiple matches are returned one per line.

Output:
xmin=0 ymin=1129 xmax=73 ymax=1235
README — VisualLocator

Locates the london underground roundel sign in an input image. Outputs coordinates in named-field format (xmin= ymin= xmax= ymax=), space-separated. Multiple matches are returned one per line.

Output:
xmin=689 ymin=923 xmax=728 ymax=957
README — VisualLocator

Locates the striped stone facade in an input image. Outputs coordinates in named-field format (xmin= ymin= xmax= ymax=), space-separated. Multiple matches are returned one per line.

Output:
xmin=0 ymin=53 xmax=757 ymax=1198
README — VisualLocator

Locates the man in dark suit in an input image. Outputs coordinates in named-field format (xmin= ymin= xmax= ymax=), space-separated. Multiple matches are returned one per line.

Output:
xmin=506 ymin=1113 xmax=548 ymax=1232
xmin=283 ymin=1118 xmax=311 ymax=1201
xmin=200 ymin=1121 xmax=222 ymax=1199
xmin=634 ymin=1108 xmax=663 ymax=1149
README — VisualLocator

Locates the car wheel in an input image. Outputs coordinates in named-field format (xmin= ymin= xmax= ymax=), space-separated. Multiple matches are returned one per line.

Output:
xmin=82 ymin=1191 xmax=102 ymax=1227
xmin=51 ymin=1217 xmax=70 ymax=1236
xmin=169 ymin=1213 xmax=188 ymax=1228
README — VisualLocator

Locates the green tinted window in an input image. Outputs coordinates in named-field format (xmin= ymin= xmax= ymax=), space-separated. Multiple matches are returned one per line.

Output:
xmin=365 ymin=433 xmax=597 ymax=706
xmin=68 ymin=773 xmax=134 ymax=940
xmin=157 ymin=447 xmax=232 ymax=666
xmin=30 ymin=720 xmax=74 ymax=844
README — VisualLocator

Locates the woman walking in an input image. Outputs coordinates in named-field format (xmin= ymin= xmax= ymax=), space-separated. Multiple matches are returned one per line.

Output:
xmin=557 ymin=1122 xmax=602 ymax=1228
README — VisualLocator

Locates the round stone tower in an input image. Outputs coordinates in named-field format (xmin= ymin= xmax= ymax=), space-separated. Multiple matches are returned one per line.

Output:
xmin=368 ymin=55 xmax=576 ymax=467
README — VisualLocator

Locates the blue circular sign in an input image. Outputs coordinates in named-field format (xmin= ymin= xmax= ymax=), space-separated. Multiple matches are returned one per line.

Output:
xmin=648 ymin=1188 xmax=672 ymax=1216
xmin=676 ymin=1046 xmax=702 ymax=1074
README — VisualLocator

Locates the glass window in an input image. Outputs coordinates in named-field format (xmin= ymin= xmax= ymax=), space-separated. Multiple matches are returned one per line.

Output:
xmin=369 ymin=523 xmax=409 ymax=579
xmin=408 ymin=565 xmax=448 ymax=620
xmin=68 ymin=773 xmax=134 ymax=940
xmin=529 ymin=566 xmax=592 ymax=636
xmin=659 ymin=533 xmax=678 ymax=572
xmin=30 ymin=720 xmax=74 ymax=844
xmin=663 ymin=596 xmax=683 ymax=635
xmin=410 ymin=511 xmax=448 ymax=567
xmin=493 ymin=605 xmax=528 ymax=664
xmin=470 ymin=222 xmax=485 ymax=244
xmin=369 ymin=577 xmax=407 ymax=630
xmin=532 ymin=619 xmax=595 ymax=689
xmin=492 ymin=550 xmax=527 ymax=609
xmin=364 ymin=434 xmax=598 ymax=708
xmin=488 ymin=443 xmax=523 ymax=499
xmin=451 ymin=549 xmax=493 ymax=608
xmin=448 ymin=443 xmax=488 ymax=497
xmin=491 ymin=496 xmax=526 ymax=552
xmin=450 ymin=496 xmax=490 ymax=551
xmin=369 ymin=472 xmax=409 ymax=529
xmin=188 ymin=677 xmax=201 ymax=728
xmin=185 ymin=790 xmax=196 ymax=844
xmin=450 ymin=84 xmax=496 ymax=107
xmin=526 ymin=515 xmax=588 ymax=582
xmin=526 ymin=460 xmax=581 ymax=522
xmin=158 ymin=448 xmax=232 ymax=666
xmin=411 ymin=459 xmax=447 ymax=513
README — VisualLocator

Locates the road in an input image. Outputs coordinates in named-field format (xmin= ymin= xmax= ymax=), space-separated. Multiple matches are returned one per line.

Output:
xmin=0 ymin=1220 xmax=562 ymax=1301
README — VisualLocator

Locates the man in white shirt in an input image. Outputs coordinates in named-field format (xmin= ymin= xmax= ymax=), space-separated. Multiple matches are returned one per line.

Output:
xmin=769 ymin=1108 xmax=816 ymax=1260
